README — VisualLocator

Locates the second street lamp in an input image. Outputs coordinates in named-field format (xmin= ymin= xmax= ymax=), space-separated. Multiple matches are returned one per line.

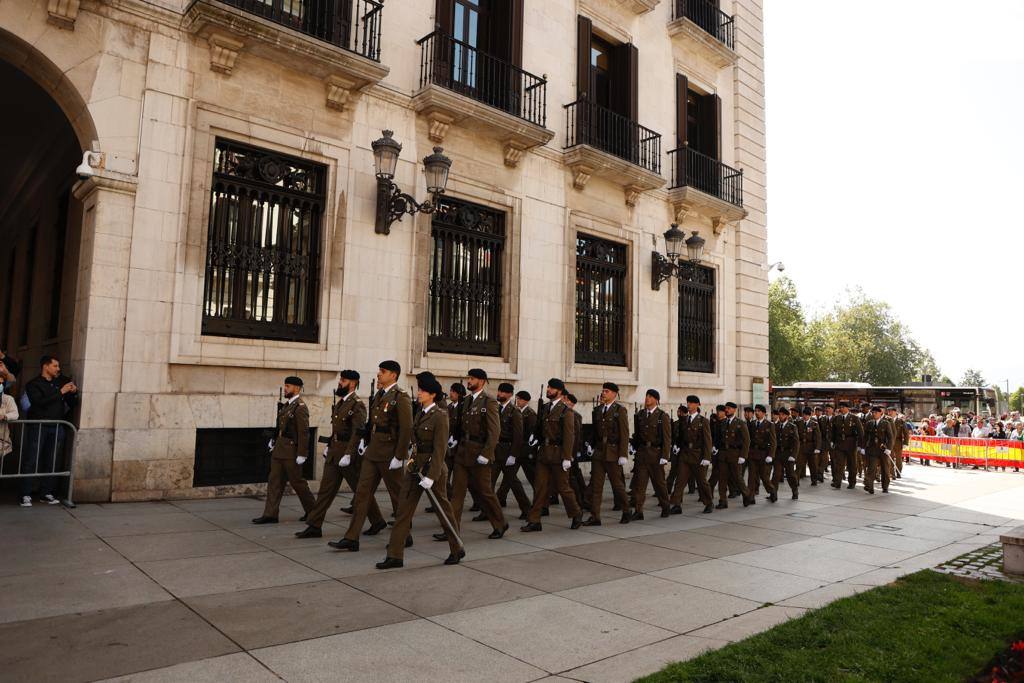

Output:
xmin=372 ymin=129 xmax=453 ymax=235
xmin=652 ymin=225 xmax=706 ymax=290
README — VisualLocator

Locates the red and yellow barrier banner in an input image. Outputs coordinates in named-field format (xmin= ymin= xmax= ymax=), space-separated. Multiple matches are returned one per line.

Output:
xmin=904 ymin=436 xmax=1024 ymax=468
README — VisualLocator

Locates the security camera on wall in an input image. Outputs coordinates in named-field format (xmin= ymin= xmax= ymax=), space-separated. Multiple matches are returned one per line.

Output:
xmin=75 ymin=150 xmax=95 ymax=180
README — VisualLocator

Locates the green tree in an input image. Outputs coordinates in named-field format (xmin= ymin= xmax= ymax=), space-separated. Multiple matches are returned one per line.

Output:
xmin=1010 ymin=387 xmax=1024 ymax=413
xmin=768 ymin=276 xmax=816 ymax=384
xmin=960 ymin=369 xmax=987 ymax=387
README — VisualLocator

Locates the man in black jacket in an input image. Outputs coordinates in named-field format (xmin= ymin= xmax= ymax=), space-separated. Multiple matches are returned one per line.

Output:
xmin=20 ymin=355 xmax=77 ymax=506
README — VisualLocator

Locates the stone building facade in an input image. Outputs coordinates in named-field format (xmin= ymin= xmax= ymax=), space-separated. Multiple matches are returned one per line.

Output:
xmin=0 ymin=0 xmax=768 ymax=502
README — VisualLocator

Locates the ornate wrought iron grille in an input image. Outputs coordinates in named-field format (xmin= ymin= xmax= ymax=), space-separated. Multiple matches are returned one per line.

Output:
xmin=678 ymin=264 xmax=715 ymax=372
xmin=202 ymin=139 xmax=325 ymax=342
xmin=427 ymin=197 xmax=505 ymax=356
xmin=575 ymin=234 xmax=627 ymax=366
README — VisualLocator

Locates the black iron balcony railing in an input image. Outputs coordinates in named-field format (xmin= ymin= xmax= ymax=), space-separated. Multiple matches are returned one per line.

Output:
xmin=673 ymin=0 xmax=735 ymax=50
xmin=217 ymin=0 xmax=383 ymax=61
xmin=564 ymin=99 xmax=661 ymax=175
xmin=416 ymin=30 xmax=548 ymax=128
xmin=669 ymin=146 xmax=743 ymax=207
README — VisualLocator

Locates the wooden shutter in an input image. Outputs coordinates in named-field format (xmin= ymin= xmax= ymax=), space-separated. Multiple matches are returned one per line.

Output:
xmin=487 ymin=0 xmax=523 ymax=65
xmin=576 ymin=15 xmax=592 ymax=100
xmin=436 ymin=0 xmax=453 ymax=32
xmin=702 ymin=93 xmax=721 ymax=159
xmin=675 ymin=74 xmax=688 ymax=147
xmin=511 ymin=0 xmax=523 ymax=67
xmin=610 ymin=42 xmax=638 ymax=121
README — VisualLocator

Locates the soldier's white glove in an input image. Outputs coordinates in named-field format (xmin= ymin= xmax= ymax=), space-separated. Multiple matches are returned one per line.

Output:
xmin=528 ymin=435 xmax=538 ymax=447
xmin=505 ymin=456 xmax=516 ymax=466
xmin=296 ymin=456 xmax=307 ymax=465
xmin=322 ymin=445 xmax=329 ymax=459
xmin=617 ymin=457 xmax=628 ymax=466
xmin=339 ymin=453 xmax=351 ymax=467
xmin=672 ymin=445 xmax=680 ymax=455
xmin=448 ymin=436 xmax=457 ymax=449
xmin=788 ymin=456 xmax=796 ymax=463
xmin=700 ymin=459 xmax=711 ymax=467
xmin=419 ymin=476 xmax=434 ymax=490
xmin=712 ymin=447 xmax=719 ymax=455
xmin=738 ymin=457 xmax=746 ymax=465
xmin=628 ymin=444 xmax=636 ymax=457
xmin=814 ymin=449 xmax=821 ymax=454
xmin=659 ymin=458 xmax=669 ymax=466
xmin=388 ymin=457 xmax=403 ymax=470
xmin=357 ymin=439 xmax=367 ymax=456
xmin=859 ymin=448 xmax=866 ymax=455
xmin=885 ymin=449 xmax=892 ymax=456
xmin=766 ymin=456 xmax=773 ymax=464
xmin=586 ymin=443 xmax=594 ymax=457
xmin=476 ymin=455 xmax=488 ymax=466
xmin=267 ymin=440 xmax=274 ymax=450
xmin=561 ymin=459 xmax=571 ymax=471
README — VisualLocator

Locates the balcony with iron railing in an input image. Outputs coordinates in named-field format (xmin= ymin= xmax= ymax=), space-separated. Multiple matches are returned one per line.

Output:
xmin=411 ymin=30 xmax=553 ymax=168
xmin=184 ymin=0 xmax=389 ymax=110
xmin=667 ymin=145 xmax=746 ymax=227
xmin=668 ymin=0 xmax=738 ymax=68
xmin=563 ymin=99 xmax=665 ymax=206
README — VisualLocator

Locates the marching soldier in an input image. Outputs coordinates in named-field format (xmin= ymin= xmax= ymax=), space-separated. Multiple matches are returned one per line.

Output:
xmin=448 ymin=369 xmax=508 ymax=539
xmin=562 ymin=393 xmax=590 ymax=511
xmin=491 ymin=382 xmax=532 ymax=519
xmin=748 ymin=404 xmax=778 ymax=502
xmin=864 ymin=405 xmax=894 ymax=494
xmin=328 ymin=361 xmax=412 ymax=552
xmin=667 ymin=404 xmax=687 ymax=496
xmin=522 ymin=378 xmax=583 ymax=532
xmin=669 ymin=395 xmax=714 ymax=514
xmin=717 ymin=402 xmax=755 ymax=508
xmin=887 ymin=406 xmax=908 ymax=478
xmin=376 ymin=375 xmax=464 ymax=569
xmin=818 ymin=405 xmax=834 ymax=483
xmin=831 ymin=401 xmax=865 ymax=489
xmin=797 ymin=406 xmax=822 ymax=486
xmin=296 ymin=370 xmax=379 ymax=539
xmin=629 ymin=390 xmax=673 ymax=519
xmin=253 ymin=376 xmax=316 ymax=524
xmin=856 ymin=402 xmax=872 ymax=478
xmin=512 ymin=390 xmax=537 ymax=486
xmin=582 ymin=382 xmax=631 ymax=526
xmin=773 ymin=407 xmax=800 ymax=500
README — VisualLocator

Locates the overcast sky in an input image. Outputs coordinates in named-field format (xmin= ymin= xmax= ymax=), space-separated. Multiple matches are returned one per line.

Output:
xmin=763 ymin=0 xmax=1024 ymax=391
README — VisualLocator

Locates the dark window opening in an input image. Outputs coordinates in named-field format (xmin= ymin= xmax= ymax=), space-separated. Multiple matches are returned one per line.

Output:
xmin=427 ymin=196 xmax=505 ymax=356
xmin=201 ymin=138 xmax=325 ymax=343
xmin=193 ymin=427 xmax=316 ymax=487
xmin=575 ymin=234 xmax=627 ymax=366
xmin=678 ymin=265 xmax=715 ymax=373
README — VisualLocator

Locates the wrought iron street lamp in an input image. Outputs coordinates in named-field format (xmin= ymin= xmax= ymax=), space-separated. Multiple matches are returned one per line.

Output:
xmin=372 ymin=129 xmax=452 ymax=235
xmin=651 ymin=224 xmax=705 ymax=290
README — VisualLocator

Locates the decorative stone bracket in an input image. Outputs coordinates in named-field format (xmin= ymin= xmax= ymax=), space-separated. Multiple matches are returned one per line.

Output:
xmin=668 ymin=185 xmax=747 ymax=233
xmin=46 ymin=0 xmax=80 ymax=29
xmin=324 ymin=75 xmax=358 ymax=112
xmin=564 ymin=145 xmax=665 ymax=206
xmin=622 ymin=0 xmax=660 ymax=15
xmin=208 ymin=33 xmax=243 ymax=75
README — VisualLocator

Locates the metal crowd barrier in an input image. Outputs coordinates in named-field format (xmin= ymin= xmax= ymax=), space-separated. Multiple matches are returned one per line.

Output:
xmin=904 ymin=435 xmax=1023 ymax=470
xmin=0 ymin=419 xmax=78 ymax=507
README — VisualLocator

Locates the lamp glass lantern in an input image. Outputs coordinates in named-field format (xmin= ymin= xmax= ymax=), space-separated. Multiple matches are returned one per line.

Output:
xmin=684 ymin=230 xmax=706 ymax=263
xmin=422 ymin=146 xmax=452 ymax=195
xmin=663 ymin=223 xmax=685 ymax=261
xmin=371 ymin=129 xmax=402 ymax=180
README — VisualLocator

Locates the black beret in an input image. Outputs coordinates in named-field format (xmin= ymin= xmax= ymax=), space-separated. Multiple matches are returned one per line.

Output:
xmin=715 ymin=405 xmax=726 ymax=412
xmin=778 ymin=407 xmax=790 ymax=416
xmin=339 ymin=369 xmax=360 ymax=381
xmin=871 ymin=405 xmax=883 ymax=413
xmin=468 ymin=368 xmax=487 ymax=380
xmin=418 ymin=376 xmax=443 ymax=396
xmin=450 ymin=382 xmax=466 ymax=396
xmin=838 ymin=401 xmax=850 ymax=408
xmin=416 ymin=371 xmax=436 ymax=381
xmin=813 ymin=406 xmax=823 ymax=411
xmin=755 ymin=404 xmax=767 ymax=412
xmin=378 ymin=360 xmax=401 ymax=375
xmin=284 ymin=375 xmax=303 ymax=387
xmin=802 ymin=406 xmax=813 ymax=415
xmin=603 ymin=381 xmax=620 ymax=393
xmin=516 ymin=390 xmax=531 ymax=401
xmin=498 ymin=382 xmax=515 ymax=393
xmin=547 ymin=378 xmax=565 ymax=392
xmin=725 ymin=401 xmax=737 ymax=410
xmin=565 ymin=393 xmax=578 ymax=403
xmin=686 ymin=394 xmax=700 ymax=404
xmin=646 ymin=389 xmax=660 ymax=401
xmin=743 ymin=405 xmax=754 ymax=412
xmin=886 ymin=406 xmax=897 ymax=411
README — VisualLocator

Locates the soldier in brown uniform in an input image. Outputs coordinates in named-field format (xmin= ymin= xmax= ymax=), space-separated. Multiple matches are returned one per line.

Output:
xmin=831 ymin=401 xmax=865 ymax=489
xmin=253 ymin=376 xmax=316 ymax=524
xmin=448 ymin=369 xmax=508 ymax=538
xmin=817 ymin=405 xmax=834 ymax=483
xmin=667 ymin=404 xmax=687 ymax=497
xmin=522 ymin=378 xmax=583 ymax=531
xmin=864 ymin=405 xmax=895 ymax=494
xmin=328 ymin=360 xmax=412 ymax=552
xmin=376 ymin=376 xmax=464 ymax=569
xmin=582 ymin=382 xmax=631 ymax=526
xmin=669 ymin=395 xmax=714 ymax=514
xmin=296 ymin=370 xmax=379 ymax=538
xmin=773 ymin=407 xmax=800 ymax=500
xmin=491 ymin=382 xmax=532 ymax=519
xmin=628 ymin=390 xmax=674 ymax=519
xmin=748 ymin=404 xmax=778 ymax=502
xmin=514 ymin=391 xmax=538 ymax=488
xmin=563 ymin=393 xmax=591 ymax=512
xmin=717 ymin=402 xmax=755 ymax=508
xmin=797 ymin=406 xmax=823 ymax=486
xmin=887 ymin=406 xmax=908 ymax=478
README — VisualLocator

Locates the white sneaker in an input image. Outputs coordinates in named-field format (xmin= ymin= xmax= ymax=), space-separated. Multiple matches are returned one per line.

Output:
xmin=43 ymin=495 xmax=60 ymax=505
xmin=20 ymin=496 xmax=32 ymax=507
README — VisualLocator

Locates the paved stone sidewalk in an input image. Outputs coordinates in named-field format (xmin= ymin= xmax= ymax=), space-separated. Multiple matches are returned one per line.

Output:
xmin=1 ymin=465 xmax=1022 ymax=682
xmin=933 ymin=543 xmax=1024 ymax=583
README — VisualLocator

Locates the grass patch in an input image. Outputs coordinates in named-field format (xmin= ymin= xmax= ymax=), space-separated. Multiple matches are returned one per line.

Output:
xmin=637 ymin=570 xmax=1024 ymax=683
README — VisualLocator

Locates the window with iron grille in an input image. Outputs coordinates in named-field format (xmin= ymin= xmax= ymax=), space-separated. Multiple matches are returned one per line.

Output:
xmin=202 ymin=139 xmax=325 ymax=343
xmin=575 ymin=234 xmax=627 ymax=366
xmin=678 ymin=265 xmax=715 ymax=372
xmin=427 ymin=196 xmax=505 ymax=356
